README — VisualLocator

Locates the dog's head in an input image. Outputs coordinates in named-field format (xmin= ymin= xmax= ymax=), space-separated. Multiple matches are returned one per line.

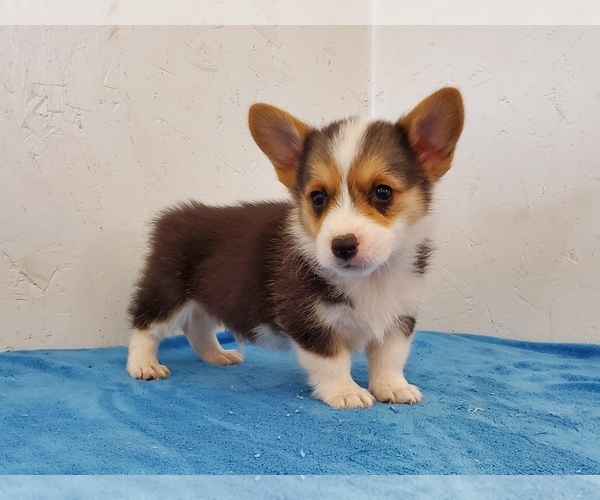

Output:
xmin=249 ymin=88 xmax=464 ymax=277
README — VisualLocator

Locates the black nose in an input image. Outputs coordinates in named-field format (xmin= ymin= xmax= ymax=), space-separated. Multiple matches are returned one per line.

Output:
xmin=331 ymin=234 xmax=358 ymax=261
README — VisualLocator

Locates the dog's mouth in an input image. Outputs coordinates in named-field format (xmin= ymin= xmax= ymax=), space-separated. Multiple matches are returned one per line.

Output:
xmin=340 ymin=262 xmax=363 ymax=271
xmin=334 ymin=260 xmax=375 ymax=276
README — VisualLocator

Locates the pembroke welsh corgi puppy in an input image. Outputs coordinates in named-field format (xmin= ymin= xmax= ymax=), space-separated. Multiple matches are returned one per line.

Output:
xmin=126 ymin=87 xmax=464 ymax=409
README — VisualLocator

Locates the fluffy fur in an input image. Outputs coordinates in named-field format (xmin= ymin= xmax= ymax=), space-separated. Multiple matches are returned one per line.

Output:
xmin=126 ymin=88 xmax=464 ymax=409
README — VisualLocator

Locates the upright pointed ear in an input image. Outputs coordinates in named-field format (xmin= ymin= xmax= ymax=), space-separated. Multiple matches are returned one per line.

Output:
xmin=400 ymin=87 xmax=464 ymax=181
xmin=248 ymin=103 xmax=312 ymax=191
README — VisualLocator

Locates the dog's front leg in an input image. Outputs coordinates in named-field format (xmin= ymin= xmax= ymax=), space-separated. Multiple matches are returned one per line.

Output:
xmin=296 ymin=346 xmax=374 ymax=409
xmin=367 ymin=317 xmax=422 ymax=404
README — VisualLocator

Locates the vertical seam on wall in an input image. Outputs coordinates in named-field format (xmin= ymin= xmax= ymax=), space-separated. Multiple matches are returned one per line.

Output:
xmin=369 ymin=1 xmax=376 ymax=118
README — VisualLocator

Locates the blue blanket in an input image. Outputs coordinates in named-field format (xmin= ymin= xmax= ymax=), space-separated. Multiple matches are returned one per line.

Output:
xmin=1 ymin=332 xmax=599 ymax=475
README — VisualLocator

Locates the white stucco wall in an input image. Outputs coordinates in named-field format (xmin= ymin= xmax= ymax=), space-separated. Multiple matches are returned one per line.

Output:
xmin=0 ymin=25 xmax=371 ymax=349
xmin=374 ymin=26 xmax=600 ymax=343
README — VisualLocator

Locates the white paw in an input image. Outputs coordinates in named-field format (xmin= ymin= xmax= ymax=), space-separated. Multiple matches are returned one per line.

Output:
xmin=202 ymin=348 xmax=244 ymax=366
xmin=370 ymin=382 xmax=422 ymax=404
xmin=127 ymin=361 xmax=171 ymax=380
xmin=315 ymin=383 xmax=375 ymax=409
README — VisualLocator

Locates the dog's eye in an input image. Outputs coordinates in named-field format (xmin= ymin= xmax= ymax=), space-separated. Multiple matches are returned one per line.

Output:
xmin=374 ymin=185 xmax=393 ymax=203
xmin=311 ymin=191 xmax=327 ymax=210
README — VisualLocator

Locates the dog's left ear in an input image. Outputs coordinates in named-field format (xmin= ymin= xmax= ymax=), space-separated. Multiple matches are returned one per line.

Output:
xmin=400 ymin=87 xmax=464 ymax=181
xmin=248 ymin=103 xmax=312 ymax=191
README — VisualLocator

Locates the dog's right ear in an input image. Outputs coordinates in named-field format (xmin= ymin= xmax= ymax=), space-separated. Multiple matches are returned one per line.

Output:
xmin=248 ymin=103 xmax=311 ymax=191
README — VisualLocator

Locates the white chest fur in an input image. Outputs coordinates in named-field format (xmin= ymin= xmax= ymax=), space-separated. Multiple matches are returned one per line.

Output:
xmin=316 ymin=248 xmax=427 ymax=350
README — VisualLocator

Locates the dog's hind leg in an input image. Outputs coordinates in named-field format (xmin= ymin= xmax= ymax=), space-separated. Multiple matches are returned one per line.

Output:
xmin=184 ymin=303 xmax=243 ymax=366
xmin=126 ymin=302 xmax=196 ymax=380
xmin=127 ymin=325 xmax=171 ymax=380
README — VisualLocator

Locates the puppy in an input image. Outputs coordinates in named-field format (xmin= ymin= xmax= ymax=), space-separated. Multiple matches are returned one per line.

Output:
xmin=126 ymin=88 xmax=464 ymax=409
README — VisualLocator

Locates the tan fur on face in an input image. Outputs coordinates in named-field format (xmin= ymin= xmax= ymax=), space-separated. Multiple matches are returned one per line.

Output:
xmin=299 ymin=159 xmax=342 ymax=238
xmin=393 ymin=188 xmax=428 ymax=225
xmin=347 ymin=155 xmax=428 ymax=227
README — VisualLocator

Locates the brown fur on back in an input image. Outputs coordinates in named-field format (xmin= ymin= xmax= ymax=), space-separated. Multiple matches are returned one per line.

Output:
xmin=129 ymin=201 xmax=345 ymax=356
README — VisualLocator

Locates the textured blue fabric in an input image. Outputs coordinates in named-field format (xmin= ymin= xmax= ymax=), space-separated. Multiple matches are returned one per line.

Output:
xmin=1 ymin=332 xmax=599 ymax=475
